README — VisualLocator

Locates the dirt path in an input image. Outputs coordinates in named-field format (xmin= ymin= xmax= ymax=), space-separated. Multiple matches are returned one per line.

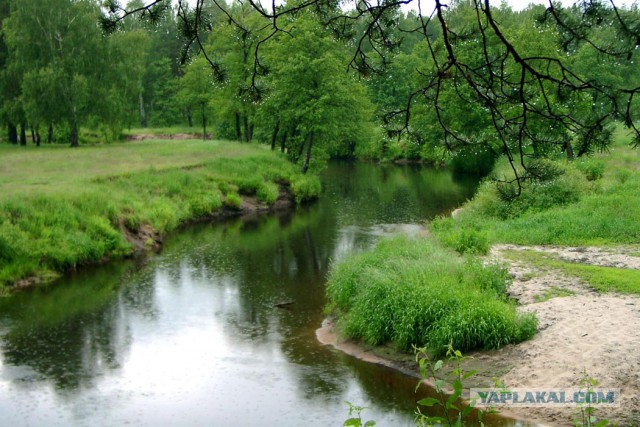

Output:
xmin=475 ymin=245 xmax=640 ymax=425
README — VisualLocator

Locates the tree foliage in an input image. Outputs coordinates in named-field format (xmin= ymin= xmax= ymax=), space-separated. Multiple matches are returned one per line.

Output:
xmin=1 ymin=0 xmax=638 ymax=181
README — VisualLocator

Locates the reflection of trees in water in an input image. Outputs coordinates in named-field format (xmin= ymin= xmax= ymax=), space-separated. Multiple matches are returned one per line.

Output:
xmin=0 ymin=163 xmax=479 ymax=414
xmin=0 ymin=262 xmax=138 ymax=391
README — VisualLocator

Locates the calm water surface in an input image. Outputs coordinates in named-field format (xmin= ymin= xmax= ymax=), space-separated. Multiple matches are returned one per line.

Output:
xmin=0 ymin=163 xmax=496 ymax=426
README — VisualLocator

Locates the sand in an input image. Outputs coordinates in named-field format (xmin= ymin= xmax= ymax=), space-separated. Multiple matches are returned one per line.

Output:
xmin=481 ymin=245 xmax=640 ymax=425
xmin=317 ymin=244 xmax=640 ymax=426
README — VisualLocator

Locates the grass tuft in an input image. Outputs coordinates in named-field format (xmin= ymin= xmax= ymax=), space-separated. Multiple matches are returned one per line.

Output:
xmin=326 ymin=236 xmax=537 ymax=355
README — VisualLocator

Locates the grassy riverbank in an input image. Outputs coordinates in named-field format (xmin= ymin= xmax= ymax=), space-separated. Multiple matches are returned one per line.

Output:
xmin=434 ymin=128 xmax=640 ymax=248
xmin=326 ymin=127 xmax=640 ymax=356
xmin=0 ymin=139 xmax=320 ymax=292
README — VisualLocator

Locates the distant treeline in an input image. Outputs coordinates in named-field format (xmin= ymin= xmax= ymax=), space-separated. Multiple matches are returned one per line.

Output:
xmin=1 ymin=0 xmax=639 ymax=171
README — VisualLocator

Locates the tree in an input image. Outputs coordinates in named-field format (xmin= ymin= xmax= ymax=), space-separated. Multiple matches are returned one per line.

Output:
xmin=177 ymin=56 xmax=215 ymax=138
xmin=4 ymin=0 xmax=105 ymax=146
xmin=263 ymin=10 xmax=374 ymax=172
xmin=103 ymin=0 xmax=640 ymax=188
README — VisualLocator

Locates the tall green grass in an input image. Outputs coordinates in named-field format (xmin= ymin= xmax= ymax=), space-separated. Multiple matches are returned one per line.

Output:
xmin=325 ymin=236 xmax=537 ymax=355
xmin=433 ymin=130 xmax=640 ymax=247
xmin=0 ymin=139 xmax=320 ymax=289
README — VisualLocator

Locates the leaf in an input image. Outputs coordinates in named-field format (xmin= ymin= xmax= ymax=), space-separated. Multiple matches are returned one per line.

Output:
xmin=417 ymin=397 xmax=440 ymax=407
xmin=343 ymin=418 xmax=361 ymax=427
xmin=461 ymin=404 xmax=474 ymax=418
xmin=434 ymin=360 xmax=443 ymax=371
xmin=446 ymin=391 xmax=460 ymax=409
xmin=593 ymin=420 xmax=609 ymax=427
xmin=463 ymin=370 xmax=477 ymax=380
xmin=364 ymin=421 xmax=376 ymax=427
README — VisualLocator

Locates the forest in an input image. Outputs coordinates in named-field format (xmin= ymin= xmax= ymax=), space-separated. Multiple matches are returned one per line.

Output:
xmin=1 ymin=0 xmax=638 ymax=175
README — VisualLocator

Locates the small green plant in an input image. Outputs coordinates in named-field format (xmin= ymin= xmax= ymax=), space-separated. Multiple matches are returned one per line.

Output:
xmin=343 ymin=402 xmax=376 ymax=427
xmin=414 ymin=344 xmax=497 ymax=426
xmin=572 ymin=370 xmax=609 ymax=427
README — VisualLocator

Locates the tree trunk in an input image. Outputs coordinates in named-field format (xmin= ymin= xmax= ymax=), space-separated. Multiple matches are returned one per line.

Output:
xmin=30 ymin=126 xmax=36 ymax=145
xmin=201 ymin=103 xmax=207 ymax=141
xmin=139 ymin=92 xmax=147 ymax=128
xmin=8 ymin=123 xmax=18 ymax=144
xmin=301 ymin=131 xmax=314 ymax=174
xmin=48 ymin=124 xmax=53 ymax=143
xmin=270 ymin=121 xmax=280 ymax=151
xmin=19 ymin=123 xmax=26 ymax=146
xmin=35 ymin=127 xmax=41 ymax=146
xmin=563 ymin=140 xmax=574 ymax=160
xmin=243 ymin=115 xmax=250 ymax=143
xmin=70 ymin=120 xmax=79 ymax=147
xmin=186 ymin=110 xmax=193 ymax=128
xmin=235 ymin=112 xmax=242 ymax=142
xmin=280 ymin=130 xmax=287 ymax=153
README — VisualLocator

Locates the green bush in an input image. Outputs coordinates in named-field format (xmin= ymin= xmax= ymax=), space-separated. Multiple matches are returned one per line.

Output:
xmin=575 ymin=158 xmax=605 ymax=181
xmin=326 ymin=236 xmax=537 ymax=355
xmin=467 ymin=157 xmax=591 ymax=220
xmin=447 ymin=145 xmax=497 ymax=177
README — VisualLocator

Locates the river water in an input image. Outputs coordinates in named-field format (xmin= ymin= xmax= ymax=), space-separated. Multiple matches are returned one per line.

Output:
xmin=0 ymin=162 xmax=489 ymax=426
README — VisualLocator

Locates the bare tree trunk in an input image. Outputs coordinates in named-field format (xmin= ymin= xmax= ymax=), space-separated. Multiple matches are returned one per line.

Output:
xmin=301 ymin=131 xmax=314 ymax=174
xmin=35 ymin=127 xmax=41 ymax=146
xmin=139 ymin=92 xmax=147 ymax=128
xmin=270 ymin=120 xmax=279 ymax=150
xmin=47 ymin=124 xmax=53 ymax=143
xmin=243 ymin=115 xmax=250 ymax=143
xmin=235 ymin=112 xmax=242 ymax=142
xmin=19 ymin=123 xmax=26 ymax=146
xmin=30 ymin=126 xmax=36 ymax=145
xmin=70 ymin=118 xmax=79 ymax=147
xmin=280 ymin=130 xmax=287 ymax=153
xmin=564 ymin=140 xmax=574 ymax=160
xmin=8 ymin=123 xmax=18 ymax=144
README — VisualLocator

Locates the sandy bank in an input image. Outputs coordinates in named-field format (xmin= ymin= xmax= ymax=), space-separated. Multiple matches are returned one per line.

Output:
xmin=317 ymin=244 xmax=640 ymax=426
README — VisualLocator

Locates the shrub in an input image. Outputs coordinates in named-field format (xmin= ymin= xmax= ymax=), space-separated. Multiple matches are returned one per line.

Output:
xmin=575 ymin=158 xmax=605 ymax=181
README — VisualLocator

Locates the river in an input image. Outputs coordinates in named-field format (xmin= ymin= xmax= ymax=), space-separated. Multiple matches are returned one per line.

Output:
xmin=0 ymin=162 xmax=493 ymax=426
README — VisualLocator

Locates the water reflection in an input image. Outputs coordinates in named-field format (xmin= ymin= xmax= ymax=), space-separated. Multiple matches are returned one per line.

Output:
xmin=0 ymin=162 xmax=483 ymax=426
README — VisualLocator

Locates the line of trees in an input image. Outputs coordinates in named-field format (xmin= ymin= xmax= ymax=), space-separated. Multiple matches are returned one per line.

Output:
xmin=1 ymin=0 xmax=639 ymax=175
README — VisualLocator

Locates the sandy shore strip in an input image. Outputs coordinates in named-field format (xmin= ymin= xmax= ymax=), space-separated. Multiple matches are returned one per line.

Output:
xmin=317 ymin=245 xmax=640 ymax=426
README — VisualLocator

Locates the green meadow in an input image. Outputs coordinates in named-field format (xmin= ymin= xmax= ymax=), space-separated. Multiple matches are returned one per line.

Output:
xmin=0 ymin=138 xmax=320 ymax=291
